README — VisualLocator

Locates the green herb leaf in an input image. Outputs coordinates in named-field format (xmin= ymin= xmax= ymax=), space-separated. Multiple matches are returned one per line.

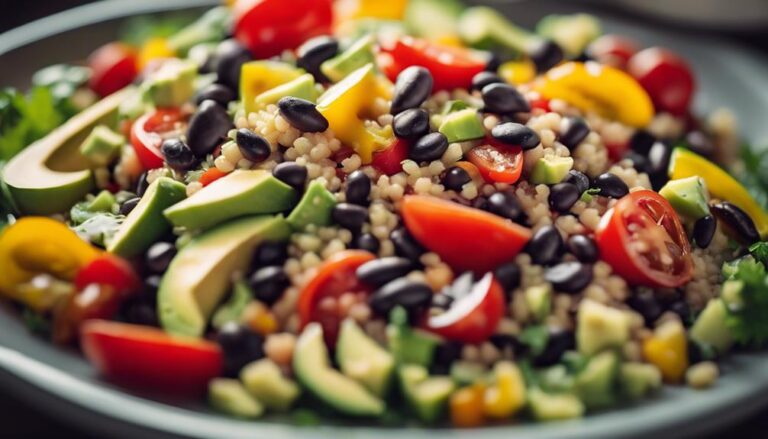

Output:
xmin=519 ymin=324 xmax=549 ymax=356
xmin=749 ymin=242 xmax=768 ymax=266
xmin=722 ymin=256 xmax=768 ymax=346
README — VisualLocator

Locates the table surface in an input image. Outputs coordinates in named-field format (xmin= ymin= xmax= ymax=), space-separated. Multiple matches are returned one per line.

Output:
xmin=2 ymin=1 xmax=768 ymax=438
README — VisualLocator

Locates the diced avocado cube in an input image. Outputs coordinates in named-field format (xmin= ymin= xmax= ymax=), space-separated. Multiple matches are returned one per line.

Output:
xmin=143 ymin=59 xmax=198 ymax=108
xmin=240 ymin=359 xmax=301 ymax=411
xmin=659 ymin=176 xmax=710 ymax=221
xmin=458 ymin=6 xmax=536 ymax=54
xmin=528 ymin=387 xmax=585 ymax=421
xmin=168 ymin=7 xmax=231 ymax=55
xmin=208 ymin=378 xmax=264 ymax=419
xmin=387 ymin=307 xmax=440 ymax=367
xmin=87 ymin=190 xmax=116 ymax=213
xmin=442 ymin=100 xmax=470 ymax=115
xmin=576 ymin=299 xmax=630 ymax=356
xmin=525 ymin=284 xmax=552 ymax=322
xmin=536 ymin=14 xmax=602 ymax=56
xmin=286 ymin=180 xmax=336 ymax=231
xmin=530 ymin=156 xmax=574 ymax=185
xmin=337 ymin=319 xmax=395 ymax=397
xmin=573 ymin=351 xmax=619 ymax=409
xmin=438 ymin=108 xmax=485 ymax=143
xmin=399 ymin=365 xmax=455 ymax=423
xmin=690 ymin=298 xmax=734 ymax=354
xmin=254 ymin=74 xmax=318 ymax=109
xmin=79 ymin=125 xmax=124 ymax=167
xmin=404 ymin=0 xmax=463 ymax=40
xmin=619 ymin=362 xmax=662 ymax=400
xmin=538 ymin=364 xmax=576 ymax=393
xmin=450 ymin=361 xmax=487 ymax=386
xmin=212 ymin=280 xmax=253 ymax=329
xmin=321 ymin=35 xmax=376 ymax=83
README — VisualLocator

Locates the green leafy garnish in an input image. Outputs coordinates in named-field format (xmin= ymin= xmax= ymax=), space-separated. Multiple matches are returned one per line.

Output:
xmin=72 ymin=213 xmax=124 ymax=247
xmin=741 ymin=142 xmax=768 ymax=208
xmin=0 ymin=87 xmax=64 ymax=161
xmin=722 ymin=256 xmax=768 ymax=346
xmin=519 ymin=325 xmax=549 ymax=356
xmin=749 ymin=242 xmax=768 ymax=266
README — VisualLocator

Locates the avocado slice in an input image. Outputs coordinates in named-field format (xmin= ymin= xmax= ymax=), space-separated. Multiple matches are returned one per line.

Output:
xmin=208 ymin=378 xmax=264 ymax=419
xmin=527 ymin=387 xmax=585 ymax=421
xmin=87 ymin=190 xmax=117 ymax=213
xmin=3 ymin=88 xmax=132 ymax=215
xmin=458 ymin=6 xmax=536 ymax=54
xmin=240 ymin=359 xmax=301 ymax=411
xmin=211 ymin=280 xmax=253 ymax=329
xmin=536 ymin=14 xmax=602 ymax=57
xmin=286 ymin=180 xmax=337 ymax=231
xmin=337 ymin=319 xmax=395 ymax=397
xmin=386 ymin=307 xmax=440 ymax=367
xmin=438 ymin=108 xmax=485 ymax=144
xmin=254 ymin=74 xmax=318 ymax=109
xmin=107 ymin=177 xmax=186 ymax=258
xmin=293 ymin=323 xmax=385 ymax=416
xmin=573 ymin=351 xmax=619 ymax=409
xmin=321 ymin=35 xmax=376 ymax=83
xmin=167 ymin=6 xmax=231 ymax=55
xmin=576 ymin=299 xmax=630 ymax=356
xmin=525 ymin=284 xmax=552 ymax=322
xmin=404 ymin=0 xmax=464 ymax=40
xmin=690 ymin=298 xmax=734 ymax=354
xmin=399 ymin=364 xmax=455 ymax=423
xmin=241 ymin=61 xmax=304 ymax=114
xmin=659 ymin=176 xmax=710 ymax=221
xmin=530 ymin=156 xmax=574 ymax=185
xmin=142 ymin=59 xmax=198 ymax=108
xmin=158 ymin=215 xmax=291 ymax=337
xmin=619 ymin=362 xmax=662 ymax=400
xmin=79 ymin=125 xmax=124 ymax=167
xmin=164 ymin=170 xmax=297 ymax=231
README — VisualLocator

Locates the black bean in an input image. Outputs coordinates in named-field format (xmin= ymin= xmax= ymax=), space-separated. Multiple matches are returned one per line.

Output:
xmin=627 ymin=289 xmax=663 ymax=326
xmin=332 ymin=203 xmax=368 ymax=231
xmin=431 ymin=341 xmax=463 ymax=375
xmin=431 ymin=293 xmax=454 ymax=310
xmin=187 ymin=100 xmax=234 ymax=157
xmin=391 ymin=228 xmax=425 ymax=261
xmin=393 ymin=108 xmax=430 ymax=140
xmin=711 ymin=202 xmax=760 ymax=244
xmin=490 ymin=334 xmax=526 ymax=357
xmin=249 ymin=266 xmax=289 ymax=305
xmin=647 ymin=141 xmax=672 ymax=190
xmin=471 ymin=71 xmax=503 ymax=91
xmin=526 ymin=225 xmax=564 ymax=266
xmin=484 ymin=51 xmax=505 ymax=72
xmin=345 ymin=170 xmax=371 ymax=206
xmin=161 ymin=139 xmax=197 ymax=170
xmin=693 ymin=215 xmax=717 ymax=249
xmin=566 ymin=235 xmax=599 ymax=263
xmin=277 ymin=97 xmax=329 ymax=133
xmin=630 ymin=130 xmax=656 ymax=155
xmin=668 ymin=300 xmax=691 ymax=324
xmin=533 ymin=327 xmax=575 ymax=367
xmin=685 ymin=130 xmax=715 ymax=157
xmin=234 ymin=129 xmax=271 ymax=163
xmin=527 ymin=39 xmax=564 ymax=73
xmin=494 ymin=262 xmax=521 ymax=300
xmin=136 ymin=172 xmax=149 ymax=197
xmin=272 ymin=162 xmax=307 ymax=190
xmin=213 ymin=39 xmax=251 ymax=90
xmin=391 ymin=66 xmax=433 ymax=115
xmin=124 ymin=299 xmax=158 ymax=327
xmin=194 ymin=83 xmax=235 ymax=107
xmin=490 ymin=122 xmax=540 ymax=150
xmin=544 ymin=262 xmax=593 ymax=293
xmin=559 ymin=117 xmax=590 ymax=150
xmin=487 ymin=192 xmax=523 ymax=221
xmin=410 ymin=132 xmax=449 ymax=162
xmin=216 ymin=323 xmax=264 ymax=377
xmin=481 ymin=83 xmax=530 ymax=114
xmin=624 ymin=150 xmax=651 ymax=175
xmin=442 ymin=166 xmax=472 ymax=191
xmin=145 ymin=242 xmax=177 ymax=274
xmin=594 ymin=173 xmax=629 ymax=199
xmin=563 ymin=170 xmax=589 ymax=194
xmin=120 ymin=197 xmax=141 ymax=216
xmin=356 ymin=257 xmax=413 ymax=287
xmin=144 ymin=275 xmax=162 ymax=297
xmin=354 ymin=233 xmax=380 ymax=254
xmin=296 ymin=36 xmax=339 ymax=82
xmin=369 ymin=278 xmax=433 ymax=316
xmin=548 ymin=183 xmax=580 ymax=213
xmin=253 ymin=241 xmax=288 ymax=267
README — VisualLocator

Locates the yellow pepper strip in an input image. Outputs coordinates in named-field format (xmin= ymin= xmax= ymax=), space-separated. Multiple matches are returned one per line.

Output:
xmin=0 ymin=218 xmax=100 ymax=310
xmin=336 ymin=0 xmax=409 ymax=21
xmin=240 ymin=61 xmax=304 ymax=114
xmin=242 ymin=301 xmax=278 ymax=335
xmin=533 ymin=61 xmax=654 ymax=128
xmin=669 ymin=148 xmax=768 ymax=238
xmin=317 ymin=64 xmax=394 ymax=164
xmin=138 ymin=37 xmax=177 ymax=71
xmin=483 ymin=361 xmax=526 ymax=419
xmin=499 ymin=59 xmax=536 ymax=85
xmin=450 ymin=384 xmax=486 ymax=427
xmin=642 ymin=319 xmax=689 ymax=383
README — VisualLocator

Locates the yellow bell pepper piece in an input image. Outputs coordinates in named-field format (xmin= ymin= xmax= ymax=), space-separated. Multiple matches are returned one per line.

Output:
xmin=534 ymin=61 xmax=654 ymax=128
xmin=138 ymin=37 xmax=177 ymax=71
xmin=483 ymin=361 xmax=526 ymax=419
xmin=642 ymin=319 xmax=689 ymax=383
xmin=337 ymin=0 xmax=409 ymax=21
xmin=499 ymin=59 xmax=537 ymax=85
xmin=317 ymin=64 xmax=393 ymax=163
xmin=450 ymin=384 xmax=486 ymax=427
xmin=240 ymin=61 xmax=304 ymax=114
xmin=0 ymin=217 xmax=100 ymax=309
xmin=669 ymin=148 xmax=768 ymax=238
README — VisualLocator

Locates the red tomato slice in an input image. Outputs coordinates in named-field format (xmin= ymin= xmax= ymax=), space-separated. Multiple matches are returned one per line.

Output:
xmin=380 ymin=37 xmax=486 ymax=91
xmin=81 ymin=320 xmax=222 ymax=395
xmin=372 ymin=139 xmax=409 ymax=176
xmin=74 ymin=254 xmax=140 ymax=296
xmin=425 ymin=273 xmax=505 ymax=344
xmin=298 ymin=250 xmax=376 ymax=345
xmin=595 ymin=189 xmax=693 ymax=288
xmin=53 ymin=285 xmax=121 ymax=344
xmin=88 ymin=42 xmax=138 ymax=97
xmin=628 ymin=47 xmax=695 ymax=116
xmin=587 ymin=34 xmax=639 ymax=69
xmin=130 ymin=108 xmax=188 ymax=170
xmin=466 ymin=141 xmax=524 ymax=184
xmin=402 ymin=195 xmax=532 ymax=273
xmin=199 ymin=168 xmax=228 ymax=187
xmin=233 ymin=0 xmax=333 ymax=59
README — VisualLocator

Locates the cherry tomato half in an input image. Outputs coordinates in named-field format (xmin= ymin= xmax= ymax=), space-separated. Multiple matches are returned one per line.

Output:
xmin=130 ymin=108 xmax=188 ymax=170
xmin=425 ymin=273 xmax=505 ymax=344
xmin=88 ymin=42 xmax=139 ymax=97
xmin=81 ymin=320 xmax=223 ymax=395
xmin=628 ymin=47 xmax=695 ymax=116
xmin=297 ymin=250 xmax=376 ymax=345
xmin=402 ymin=195 xmax=532 ymax=274
xmin=595 ymin=189 xmax=693 ymax=288
xmin=467 ymin=141 xmax=524 ymax=184
xmin=233 ymin=0 xmax=333 ymax=59
xmin=380 ymin=37 xmax=487 ymax=91
xmin=74 ymin=254 xmax=140 ymax=296
xmin=371 ymin=138 xmax=409 ymax=176
xmin=587 ymin=34 xmax=639 ymax=69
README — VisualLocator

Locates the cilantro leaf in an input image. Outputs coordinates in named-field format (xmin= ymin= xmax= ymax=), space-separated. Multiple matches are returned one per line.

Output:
xmin=519 ymin=325 xmax=549 ymax=356
xmin=722 ymin=256 xmax=768 ymax=346
xmin=749 ymin=242 xmax=768 ymax=266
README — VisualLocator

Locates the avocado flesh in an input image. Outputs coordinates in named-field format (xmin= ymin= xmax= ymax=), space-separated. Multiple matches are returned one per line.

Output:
xmin=659 ymin=176 xmax=710 ymax=221
xmin=3 ymin=88 xmax=132 ymax=215
xmin=286 ymin=180 xmax=337 ymax=231
xmin=293 ymin=323 xmax=385 ymax=416
xmin=690 ymin=298 xmax=734 ymax=354
xmin=321 ymin=35 xmax=375 ymax=83
xmin=576 ymin=299 xmax=630 ymax=356
xmin=438 ymin=108 xmax=485 ymax=144
xmin=208 ymin=378 xmax=264 ymax=419
xmin=528 ymin=387 xmax=585 ymax=421
xmin=158 ymin=215 xmax=291 ymax=337
xmin=530 ymin=156 xmax=574 ymax=185
xmin=619 ymin=363 xmax=661 ymax=400
xmin=164 ymin=170 xmax=297 ymax=231
xmin=240 ymin=359 xmax=301 ymax=411
xmin=459 ymin=6 xmax=537 ymax=53
xmin=399 ymin=365 xmax=454 ymax=423
xmin=573 ymin=351 xmax=619 ymax=409
xmin=336 ymin=319 xmax=395 ymax=397
xmin=107 ymin=177 xmax=186 ymax=258
xmin=254 ymin=73 xmax=318 ymax=108
xmin=404 ymin=0 xmax=463 ymax=40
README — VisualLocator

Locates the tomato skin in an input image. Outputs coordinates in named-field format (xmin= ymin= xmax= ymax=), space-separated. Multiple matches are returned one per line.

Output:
xmin=587 ymin=35 xmax=639 ymax=69
xmin=130 ymin=109 xmax=187 ymax=170
xmin=628 ymin=48 xmax=695 ymax=116
xmin=81 ymin=320 xmax=223 ymax=395
xmin=74 ymin=254 xmax=140 ymax=296
xmin=402 ymin=195 xmax=532 ymax=274
xmin=467 ymin=141 xmax=524 ymax=184
xmin=298 ymin=250 xmax=376 ymax=345
xmin=233 ymin=0 xmax=333 ymax=59
xmin=371 ymin=139 xmax=409 ymax=176
xmin=595 ymin=190 xmax=693 ymax=288
xmin=88 ymin=42 xmax=138 ymax=97
xmin=199 ymin=168 xmax=228 ymax=187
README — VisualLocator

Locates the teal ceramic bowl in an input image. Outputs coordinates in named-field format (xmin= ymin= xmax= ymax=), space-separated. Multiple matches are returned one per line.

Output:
xmin=2 ymin=1 xmax=768 ymax=437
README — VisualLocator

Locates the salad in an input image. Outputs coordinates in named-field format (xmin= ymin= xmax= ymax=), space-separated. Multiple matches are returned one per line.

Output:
xmin=2 ymin=0 xmax=768 ymax=427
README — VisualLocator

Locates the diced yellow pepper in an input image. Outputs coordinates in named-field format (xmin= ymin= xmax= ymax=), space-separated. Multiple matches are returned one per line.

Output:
xmin=433 ymin=34 xmax=465 ymax=48
xmin=642 ymin=319 xmax=689 ymax=383
xmin=483 ymin=361 xmax=526 ymax=419
xmin=242 ymin=301 xmax=278 ymax=335
xmin=499 ymin=59 xmax=536 ymax=85
xmin=337 ymin=0 xmax=409 ymax=21
xmin=240 ymin=61 xmax=304 ymax=114
xmin=533 ymin=61 xmax=654 ymax=128
xmin=669 ymin=148 xmax=768 ymax=238
xmin=450 ymin=384 xmax=486 ymax=428
xmin=138 ymin=37 xmax=177 ymax=71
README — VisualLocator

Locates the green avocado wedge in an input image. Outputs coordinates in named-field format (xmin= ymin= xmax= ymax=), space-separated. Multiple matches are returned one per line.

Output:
xmin=164 ymin=170 xmax=297 ymax=231
xmin=3 ymin=88 xmax=132 ymax=215
xmin=158 ymin=215 xmax=291 ymax=337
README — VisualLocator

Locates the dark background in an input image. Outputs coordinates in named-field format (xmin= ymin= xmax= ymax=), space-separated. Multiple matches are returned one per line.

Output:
xmin=1 ymin=1 xmax=768 ymax=438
